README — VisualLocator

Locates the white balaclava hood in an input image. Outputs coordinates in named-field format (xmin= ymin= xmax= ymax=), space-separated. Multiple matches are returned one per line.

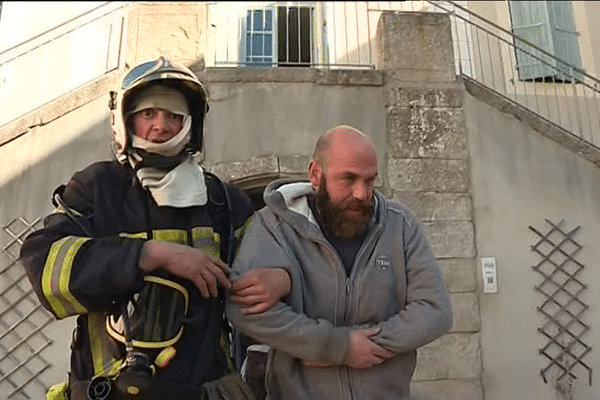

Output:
xmin=128 ymin=84 xmax=207 ymax=208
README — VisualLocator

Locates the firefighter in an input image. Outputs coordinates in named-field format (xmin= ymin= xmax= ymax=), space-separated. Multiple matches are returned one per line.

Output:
xmin=20 ymin=56 xmax=290 ymax=400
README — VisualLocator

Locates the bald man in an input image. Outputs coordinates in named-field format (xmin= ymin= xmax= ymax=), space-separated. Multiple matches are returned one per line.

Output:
xmin=226 ymin=125 xmax=453 ymax=400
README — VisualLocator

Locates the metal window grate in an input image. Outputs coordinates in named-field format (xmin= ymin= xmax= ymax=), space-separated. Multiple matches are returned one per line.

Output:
xmin=530 ymin=219 xmax=592 ymax=386
xmin=1 ymin=217 xmax=54 ymax=399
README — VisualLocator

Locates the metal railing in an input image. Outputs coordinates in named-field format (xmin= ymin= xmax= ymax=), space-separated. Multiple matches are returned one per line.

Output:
xmin=205 ymin=1 xmax=439 ymax=69
xmin=207 ymin=0 xmax=600 ymax=149
xmin=426 ymin=0 xmax=600 ymax=149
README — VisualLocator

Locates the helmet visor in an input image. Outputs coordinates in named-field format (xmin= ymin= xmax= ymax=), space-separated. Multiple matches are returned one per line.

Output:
xmin=121 ymin=57 xmax=201 ymax=92
xmin=122 ymin=60 xmax=161 ymax=91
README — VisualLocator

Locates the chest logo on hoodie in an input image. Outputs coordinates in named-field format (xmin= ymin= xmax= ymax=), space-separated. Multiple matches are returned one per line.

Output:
xmin=375 ymin=255 xmax=392 ymax=272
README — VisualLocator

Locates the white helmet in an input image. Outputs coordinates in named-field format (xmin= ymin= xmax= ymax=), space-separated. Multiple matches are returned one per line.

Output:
xmin=109 ymin=56 xmax=210 ymax=163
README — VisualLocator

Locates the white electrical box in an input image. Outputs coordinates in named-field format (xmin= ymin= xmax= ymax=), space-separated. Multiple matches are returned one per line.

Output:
xmin=481 ymin=257 xmax=498 ymax=293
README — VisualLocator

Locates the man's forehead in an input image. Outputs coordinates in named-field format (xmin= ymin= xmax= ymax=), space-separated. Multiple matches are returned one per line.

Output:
xmin=323 ymin=157 xmax=378 ymax=176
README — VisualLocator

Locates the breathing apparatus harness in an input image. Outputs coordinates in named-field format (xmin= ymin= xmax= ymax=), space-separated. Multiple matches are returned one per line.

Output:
xmin=53 ymin=170 xmax=236 ymax=400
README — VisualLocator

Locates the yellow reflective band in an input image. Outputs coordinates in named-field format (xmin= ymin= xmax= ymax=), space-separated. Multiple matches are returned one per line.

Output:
xmin=232 ymin=215 xmax=255 ymax=259
xmin=219 ymin=329 xmax=235 ymax=373
xmin=42 ymin=236 xmax=90 ymax=318
xmin=119 ymin=232 xmax=148 ymax=239
xmin=42 ymin=237 xmax=69 ymax=317
xmin=191 ymin=227 xmax=220 ymax=259
xmin=153 ymin=229 xmax=187 ymax=244
xmin=106 ymin=323 xmax=185 ymax=349
xmin=88 ymin=312 xmax=122 ymax=376
xmin=191 ymin=226 xmax=218 ymax=242
xmin=235 ymin=214 xmax=255 ymax=240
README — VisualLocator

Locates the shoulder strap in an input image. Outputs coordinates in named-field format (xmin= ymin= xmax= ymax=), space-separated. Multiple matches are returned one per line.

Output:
xmin=204 ymin=172 xmax=236 ymax=264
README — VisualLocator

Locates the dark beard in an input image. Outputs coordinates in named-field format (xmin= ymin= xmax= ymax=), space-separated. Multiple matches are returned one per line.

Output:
xmin=315 ymin=177 xmax=374 ymax=240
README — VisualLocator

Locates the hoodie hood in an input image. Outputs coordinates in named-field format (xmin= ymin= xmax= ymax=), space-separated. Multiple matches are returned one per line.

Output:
xmin=263 ymin=177 xmax=383 ymax=238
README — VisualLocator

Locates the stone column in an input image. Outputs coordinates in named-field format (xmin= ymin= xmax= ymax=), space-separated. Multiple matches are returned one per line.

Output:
xmin=125 ymin=2 xmax=207 ymax=70
xmin=376 ymin=12 xmax=483 ymax=400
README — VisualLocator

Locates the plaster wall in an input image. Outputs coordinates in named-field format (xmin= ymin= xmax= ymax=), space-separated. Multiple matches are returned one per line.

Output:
xmin=203 ymin=81 xmax=387 ymax=167
xmin=465 ymin=91 xmax=600 ymax=400
xmin=0 ymin=96 xmax=112 ymax=226
xmin=0 ymin=77 xmax=385 ymax=226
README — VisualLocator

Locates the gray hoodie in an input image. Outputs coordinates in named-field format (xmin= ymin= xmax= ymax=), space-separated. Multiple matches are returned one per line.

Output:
xmin=226 ymin=178 xmax=453 ymax=400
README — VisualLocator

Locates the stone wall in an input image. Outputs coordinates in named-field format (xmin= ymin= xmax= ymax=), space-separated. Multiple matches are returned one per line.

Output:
xmin=377 ymin=12 xmax=482 ymax=400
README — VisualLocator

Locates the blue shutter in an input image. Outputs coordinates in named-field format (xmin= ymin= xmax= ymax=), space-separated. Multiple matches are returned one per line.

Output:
xmin=547 ymin=1 xmax=582 ymax=80
xmin=244 ymin=8 xmax=274 ymax=67
xmin=510 ymin=1 xmax=582 ymax=81
xmin=509 ymin=1 xmax=555 ymax=80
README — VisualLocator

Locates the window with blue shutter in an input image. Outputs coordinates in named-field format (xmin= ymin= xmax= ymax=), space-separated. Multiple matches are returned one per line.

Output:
xmin=244 ymin=4 xmax=313 ymax=68
xmin=509 ymin=0 xmax=582 ymax=82
xmin=245 ymin=8 xmax=274 ymax=66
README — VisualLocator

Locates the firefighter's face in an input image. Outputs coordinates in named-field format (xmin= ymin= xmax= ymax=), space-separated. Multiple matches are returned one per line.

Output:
xmin=131 ymin=108 xmax=184 ymax=143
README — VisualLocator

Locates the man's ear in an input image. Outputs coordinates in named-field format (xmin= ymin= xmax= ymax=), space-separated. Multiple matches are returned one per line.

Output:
xmin=308 ymin=160 xmax=322 ymax=188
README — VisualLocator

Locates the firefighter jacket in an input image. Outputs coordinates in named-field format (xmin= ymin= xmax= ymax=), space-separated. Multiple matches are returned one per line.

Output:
xmin=19 ymin=160 xmax=255 ymax=396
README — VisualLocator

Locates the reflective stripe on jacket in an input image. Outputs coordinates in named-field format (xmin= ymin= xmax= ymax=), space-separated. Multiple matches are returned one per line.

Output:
xmin=20 ymin=160 xmax=254 ymax=390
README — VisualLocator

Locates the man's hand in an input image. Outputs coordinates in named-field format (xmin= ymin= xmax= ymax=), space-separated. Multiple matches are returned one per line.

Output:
xmin=139 ymin=240 xmax=231 ymax=298
xmin=230 ymin=268 xmax=291 ymax=315
xmin=343 ymin=327 xmax=394 ymax=369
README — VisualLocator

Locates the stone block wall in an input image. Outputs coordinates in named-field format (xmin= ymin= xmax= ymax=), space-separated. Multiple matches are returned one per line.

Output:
xmin=378 ymin=12 xmax=482 ymax=400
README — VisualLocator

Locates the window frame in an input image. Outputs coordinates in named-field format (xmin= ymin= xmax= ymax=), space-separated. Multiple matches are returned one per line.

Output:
xmin=242 ymin=2 xmax=316 ymax=68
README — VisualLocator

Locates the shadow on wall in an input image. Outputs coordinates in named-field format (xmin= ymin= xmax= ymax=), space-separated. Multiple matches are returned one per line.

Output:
xmin=0 ymin=112 xmax=113 ymax=224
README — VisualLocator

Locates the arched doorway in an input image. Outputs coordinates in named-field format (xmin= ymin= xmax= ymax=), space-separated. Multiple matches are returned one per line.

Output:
xmin=231 ymin=172 xmax=303 ymax=211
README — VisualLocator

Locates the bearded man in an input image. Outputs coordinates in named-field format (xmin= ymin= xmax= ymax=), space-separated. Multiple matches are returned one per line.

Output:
xmin=226 ymin=125 xmax=453 ymax=400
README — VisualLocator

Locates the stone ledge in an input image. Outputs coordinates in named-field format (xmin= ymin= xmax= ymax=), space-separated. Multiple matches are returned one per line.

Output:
xmin=463 ymin=76 xmax=600 ymax=167
xmin=201 ymin=67 xmax=384 ymax=86
xmin=209 ymin=155 xmax=279 ymax=182
xmin=386 ymin=86 xmax=464 ymax=108
xmin=0 ymin=71 xmax=121 ymax=147
xmin=209 ymin=155 xmax=308 ymax=186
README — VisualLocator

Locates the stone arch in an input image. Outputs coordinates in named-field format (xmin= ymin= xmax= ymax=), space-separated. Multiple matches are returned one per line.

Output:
xmin=209 ymin=155 xmax=310 ymax=210
xmin=231 ymin=172 xmax=299 ymax=210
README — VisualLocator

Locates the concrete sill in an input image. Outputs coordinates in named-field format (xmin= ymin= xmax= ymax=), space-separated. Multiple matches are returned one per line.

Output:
xmin=199 ymin=67 xmax=385 ymax=86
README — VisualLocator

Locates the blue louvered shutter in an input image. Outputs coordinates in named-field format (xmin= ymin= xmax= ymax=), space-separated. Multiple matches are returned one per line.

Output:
xmin=509 ymin=1 xmax=581 ymax=81
xmin=547 ymin=0 xmax=582 ymax=80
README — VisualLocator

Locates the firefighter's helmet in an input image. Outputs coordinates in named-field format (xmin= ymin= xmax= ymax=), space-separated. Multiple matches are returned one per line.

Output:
xmin=110 ymin=56 xmax=209 ymax=163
